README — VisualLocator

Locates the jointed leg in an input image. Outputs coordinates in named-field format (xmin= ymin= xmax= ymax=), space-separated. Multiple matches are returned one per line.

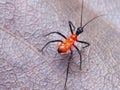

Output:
xmin=77 ymin=40 xmax=90 ymax=49
xmin=41 ymin=40 xmax=62 ymax=52
xmin=73 ymin=45 xmax=82 ymax=70
xmin=68 ymin=21 xmax=75 ymax=34
xmin=64 ymin=50 xmax=73 ymax=89
xmin=45 ymin=32 xmax=66 ymax=39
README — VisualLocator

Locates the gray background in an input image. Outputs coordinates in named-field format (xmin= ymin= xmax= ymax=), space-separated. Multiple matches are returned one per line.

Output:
xmin=0 ymin=0 xmax=120 ymax=90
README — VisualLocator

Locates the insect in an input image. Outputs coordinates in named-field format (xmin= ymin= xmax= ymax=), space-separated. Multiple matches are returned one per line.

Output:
xmin=41 ymin=0 xmax=105 ymax=89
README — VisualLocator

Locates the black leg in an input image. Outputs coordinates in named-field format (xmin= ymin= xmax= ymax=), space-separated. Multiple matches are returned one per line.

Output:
xmin=73 ymin=45 xmax=82 ymax=70
xmin=45 ymin=32 xmax=67 ymax=39
xmin=77 ymin=40 xmax=90 ymax=49
xmin=64 ymin=50 xmax=73 ymax=90
xmin=68 ymin=21 xmax=75 ymax=34
xmin=41 ymin=40 xmax=62 ymax=52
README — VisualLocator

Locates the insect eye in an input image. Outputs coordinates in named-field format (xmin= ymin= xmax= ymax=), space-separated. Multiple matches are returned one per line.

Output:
xmin=76 ymin=27 xmax=83 ymax=35
xmin=79 ymin=27 xmax=83 ymax=31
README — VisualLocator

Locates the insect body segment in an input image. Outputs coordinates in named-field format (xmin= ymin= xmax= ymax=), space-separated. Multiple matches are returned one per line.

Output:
xmin=57 ymin=34 xmax=77 ymax=53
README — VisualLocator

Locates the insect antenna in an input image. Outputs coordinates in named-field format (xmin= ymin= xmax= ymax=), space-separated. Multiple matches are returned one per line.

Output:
xmin=80 ymin=0 xmax=107 ymax=29
xmin=82 ymin=14 xmax=106 ymax=29
xmin=80 ymin=0 xmax=84 ymax=27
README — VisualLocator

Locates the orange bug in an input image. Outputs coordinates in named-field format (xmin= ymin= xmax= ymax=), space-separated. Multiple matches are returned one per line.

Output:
xmin=41 ymin=0 xmax=105 ymax=89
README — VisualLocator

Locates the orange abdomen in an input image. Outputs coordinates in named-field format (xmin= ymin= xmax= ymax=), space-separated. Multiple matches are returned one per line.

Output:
xmin=57 ymin=34 xmax=77 ymax=53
